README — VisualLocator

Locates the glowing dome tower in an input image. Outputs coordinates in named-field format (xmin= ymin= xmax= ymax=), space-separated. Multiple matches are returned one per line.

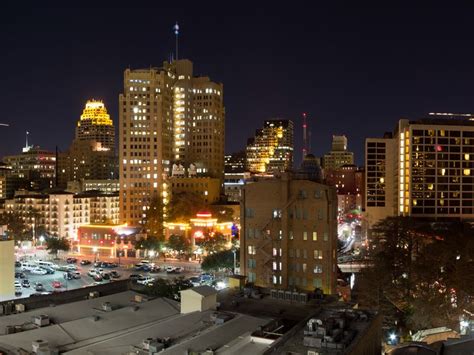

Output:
xmin=76 ymin=100 xmax=115 ymax=150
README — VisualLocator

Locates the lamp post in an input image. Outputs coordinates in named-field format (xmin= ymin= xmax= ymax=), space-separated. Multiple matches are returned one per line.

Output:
xmin=92 ymin=247 xmax=98 ymax=262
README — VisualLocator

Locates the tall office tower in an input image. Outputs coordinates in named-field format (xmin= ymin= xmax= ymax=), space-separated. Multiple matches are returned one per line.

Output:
xmin=119 ymin=59 xmax=225 ymax=226
xmin=322 ymin=135 xmax=354 ymax=171
xmin=76 ymin=100 xmax=115 ymax=149
xmin=246 ymin=120 xmax=294 ymax=174
xmin=240 ymin=156 xmax=338 ymax=294
xmin=365 ymin=113 xmax=474 ymax=227
xmin=58 ymin=100 xmax=117 ymax=187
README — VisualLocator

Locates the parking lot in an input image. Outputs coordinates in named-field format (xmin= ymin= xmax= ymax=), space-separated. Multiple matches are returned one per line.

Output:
xmin=13 ymin=258 xmax=200 ymax=300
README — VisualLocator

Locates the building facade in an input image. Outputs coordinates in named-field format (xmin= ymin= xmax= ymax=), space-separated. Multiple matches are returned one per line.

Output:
xmin=365 ymin=113 xmax=474 ymax=226
xmin=119 ymin=59 xmax=225 ymax=226
xmin=246 ymin=120 xmax=294 ymax=174
xmin=240 ymin=172 xmax=338 ymax=295
xmin=325 ymin=164 xmax=365 ymax=214
xmin=5 ymin=190 xmax=119 ymax=239
xmin=3 ymin=145 xmax=56 ymax=190
xmin=58 ymin=100 xmax=117 ymax=187
xmin=322 ymin=135 xmax=354 ymax=171
xmin=0 ymin=238 xmax=14 ymax=302
xmin=66 ymin=179 xmax=119 ymax=194
xmin=168 ymin=176 xmax=221 ymax=204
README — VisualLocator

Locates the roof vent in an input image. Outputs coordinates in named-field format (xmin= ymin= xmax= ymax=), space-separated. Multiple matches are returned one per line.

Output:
xmin=91 ymin=315 xmax=100 ymax=322
xmin=102 ymin=302 xmax=113 ymax=312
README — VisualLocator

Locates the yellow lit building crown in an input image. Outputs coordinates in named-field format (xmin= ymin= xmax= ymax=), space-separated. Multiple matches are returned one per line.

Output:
xmin=79 ymin=100 xmax=113 ymax=126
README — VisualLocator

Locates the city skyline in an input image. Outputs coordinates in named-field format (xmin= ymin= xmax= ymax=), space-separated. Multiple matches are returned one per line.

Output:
xmin=4 ymin=4 xmax=474 ymax=164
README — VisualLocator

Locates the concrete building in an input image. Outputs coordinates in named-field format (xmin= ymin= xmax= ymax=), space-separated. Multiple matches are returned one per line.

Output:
xmin=3 ymin=145 xmax=56 ymax=190
xmin=365 ymin=133 xmax=397 ymax=227
xmin=119 ymin=59 xmax=225 ymax=226
xmin=322 ymin=135 xmax=354 ymax=171
xmin=58 ymin=100 xmax=117 ymax=188
xmin=366 ymin=113 xmax=474 ymax=226
xmin=246 ymin=119 xmax=294 ymax=174
xmin=240 ymin=157 xmax=338 ymax=294
xmin=0 ymin=238 xmax=14 ymax=302
xmin=224 ymin=171 xmax=250 ymax=203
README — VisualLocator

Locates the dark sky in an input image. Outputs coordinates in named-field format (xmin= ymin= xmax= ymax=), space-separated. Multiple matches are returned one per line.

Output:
xmin=2 ymin=3 xmax=474 ymax=165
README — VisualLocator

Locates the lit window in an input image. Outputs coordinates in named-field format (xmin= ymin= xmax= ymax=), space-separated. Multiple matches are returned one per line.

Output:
xmin=312 ymin=232 xmax=317 ymax=241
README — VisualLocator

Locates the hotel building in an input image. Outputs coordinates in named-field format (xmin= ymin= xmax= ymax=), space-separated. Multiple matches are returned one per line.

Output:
xmin=119 ymin=59 xmax=225 ymax=226
xmin=366 ymin=113 xmax=474 ymax=226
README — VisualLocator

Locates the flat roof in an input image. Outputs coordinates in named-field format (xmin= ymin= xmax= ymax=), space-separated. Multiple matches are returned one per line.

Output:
xmin=0 ymin=291 xmax=270 ymax=355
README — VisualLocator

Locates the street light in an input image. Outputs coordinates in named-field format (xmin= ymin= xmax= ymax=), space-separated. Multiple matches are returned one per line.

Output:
xmin=92 ymin=247 xmax=98 ymax=262
xmin=39 ymin=235 xmax=45 ymax=247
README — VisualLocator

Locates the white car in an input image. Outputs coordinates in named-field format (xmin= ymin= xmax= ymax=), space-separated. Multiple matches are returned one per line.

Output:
xmin=30 ymin=267 xmax=48 ymax=275
xmin=165 ymin=266 xmax=175 ymax=273
xmin=14 ymin=280 xmax=21 ymax=288
xmin=137 ymin=276 xmax=155 ymax=285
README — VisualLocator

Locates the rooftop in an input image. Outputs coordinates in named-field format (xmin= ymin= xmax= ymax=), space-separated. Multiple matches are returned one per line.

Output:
xmin=0 ymin=290 xmax=271 ymax=355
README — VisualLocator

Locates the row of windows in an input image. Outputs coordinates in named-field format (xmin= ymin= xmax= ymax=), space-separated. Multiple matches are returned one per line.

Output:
xmin=245 ymin=229 xmax=329 ymax=241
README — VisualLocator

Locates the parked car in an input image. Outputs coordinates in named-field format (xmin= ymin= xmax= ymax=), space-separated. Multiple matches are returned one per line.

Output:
xmin=129 ymin=274 xmax=142 ymax=281
xmin=31 ymin=267 xmax=48 ymax=275
xmin=35 ymin=282 xmax=45 ymax=292
xmin=21 ymin=279 xmax=30 ymax=288
xmin=92 ymin=274 xmax=103 ymax=282
xmin=15 ymin=286 xmax=22 ymax=296
xmin=15 ymin=272 xmax=26 ymax=279
xmin=80 ymin=260 xmax=92 ymax=265
xmin=37 ymin=260 xmax=57 ymax=269
xmin=87 ymin=269 xmax=101 ymax=277
xmin=66 ymin=257 xmax=77 ymax=264
xmin=101 ymin=273 xmax=111 ymax=280
xmin=15 ymin=261 xmax=21 ymax=268
xmin=107 ymin=262 xmax=118 ymax=268
xmin=51 ymin=281 xmax=62 ymax=289
xmin=64 ymin=271 xmax=81 ymax=280
xmin=137 ymin=276 xmax=155 ymax=285
xmin=21 ymin=262 xmax=36 ymax=272
xmin=189 ymin=276 xmax=201 ymax=287
xmin=174 ymin=267 xmax=184 ymax=274
xmin=93 ymin=261 xmax=103 ymax=268
xmin=14 ymin=280 xmax=21 ymax=288
xmin=41 ymin=266 xmax=56 ymax=274
xmin=165 ymin=266 xmax=175 ymax=273
xmin=109 ymin=271 xmax=121 ymax=279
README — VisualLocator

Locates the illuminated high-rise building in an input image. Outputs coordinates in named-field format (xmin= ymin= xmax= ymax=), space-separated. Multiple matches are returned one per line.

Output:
xmin=365 ymin=113 xmax=474 ymax=227
xmin=246 ymin=120 xmax=294 ymax=174
xmin=119 ymin=59 xmax=225 ymax=226
xmin=58 ymin=100 xmax=117 ymax=187
xmin=322 ymin=135 xmax=354 ymax=171
xmin=76 ymin=100 xmax=115 ymax=149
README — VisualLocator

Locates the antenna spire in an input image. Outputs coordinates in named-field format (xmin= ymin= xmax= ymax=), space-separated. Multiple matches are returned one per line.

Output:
xmin=173 ymin=22 xmax=180 ymax=60
xmin=25 ymin=131 xmax=30 ymax=149
xmin=302 ymin=113 xmax=308 ymax=160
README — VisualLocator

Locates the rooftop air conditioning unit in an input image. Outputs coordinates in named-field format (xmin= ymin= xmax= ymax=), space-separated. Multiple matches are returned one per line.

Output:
xmin=33 ymin=315 xmax=50 ymax=327
xmin=89 ymin=291 xmax=100 ymax=299
xmin=102 ymin=302 xmax=113 ymax=312
xmin=32 ymin=339 xmax=49 ymax=353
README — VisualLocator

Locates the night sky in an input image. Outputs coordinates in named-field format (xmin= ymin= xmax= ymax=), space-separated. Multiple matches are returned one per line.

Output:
xmin=3 ymin=3 xmax=474 ymax=165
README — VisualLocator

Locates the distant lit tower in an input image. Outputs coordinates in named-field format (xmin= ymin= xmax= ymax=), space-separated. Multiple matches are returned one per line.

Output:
xmin=174 ymin=22 xmax=179 ymax=60
xmin=76 ymin=100 xmax=115 ymax=150
xmin=302 ymin=112 xmax=308 ymax=160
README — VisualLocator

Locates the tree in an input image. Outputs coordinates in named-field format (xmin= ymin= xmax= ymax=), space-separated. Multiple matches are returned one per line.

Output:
xmin=0 ymin=212 xmax=29 ymax=241
xmin=358 ymin=217 xmax=474 ymax=332
xmin=201 ymin=249 xmax=237 ymax=272
xmin=208 ymin=205 xmax=234 ymax=222
xmin=144 ymin=195 xmax=164 ymax=238
xmin=167 ymin=191 xmax=207 ymax=222
xmin=135 ymin=235 xmax=164 ymax=257
xmin=45 ymin=237 xmax=70 ymax=258
xmin=143 ymin=277 xmax=192 ymax=301
xmin=166 ymin=234 xmax=191 ymax=256
xmin=197 ymin=232 xmax=228 ymax=254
